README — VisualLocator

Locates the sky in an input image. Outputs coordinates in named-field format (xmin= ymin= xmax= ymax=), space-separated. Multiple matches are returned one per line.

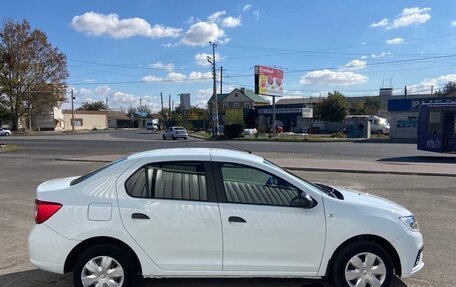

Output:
xmin=2 ymin=0 xmax=456 ymax=111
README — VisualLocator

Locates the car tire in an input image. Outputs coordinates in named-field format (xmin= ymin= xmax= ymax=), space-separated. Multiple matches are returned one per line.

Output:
xmin=162 ymin=135 xmax=166 ymax=140
xmin=332 ymin=241 xmax=393 ymax=287
xmin=5 ymin=132 xmax=10 ymax=136
xmin=184 ymin=137 xmax=187 ymax=140
xmin=73 ymin=244 xmax=136 ymax=287
xmin=172 ymin=135 xmax=176 ymax=140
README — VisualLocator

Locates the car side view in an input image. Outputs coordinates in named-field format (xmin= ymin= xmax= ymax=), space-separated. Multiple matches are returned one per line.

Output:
xmin=0 ymin=128 xmax=11 ymax=136
xmin=162 ymin=126 xmax=188 ymax=140
xmin=28 ymin=148 xmax=424 ymax=287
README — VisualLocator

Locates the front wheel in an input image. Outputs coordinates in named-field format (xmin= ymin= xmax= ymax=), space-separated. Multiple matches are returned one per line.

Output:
xmin=5 ymin=133 xmax=10 ymax=136
xmin=73 ymin=245 xmax=136 ymax=287
xmin=332 ymin=241 xmax=393 ymax=287
xmin=162 ymin=134 xmax=166 ymax=140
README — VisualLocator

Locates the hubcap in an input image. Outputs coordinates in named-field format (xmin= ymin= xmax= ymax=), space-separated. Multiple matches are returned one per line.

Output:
xmin=81 ymin=256 xmax=124 ymax=287
xmin=344 ymin=252 xmax=386 ymax=287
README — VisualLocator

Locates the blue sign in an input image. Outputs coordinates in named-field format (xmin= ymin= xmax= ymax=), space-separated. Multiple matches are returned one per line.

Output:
xmin=388 ymin=99 xmax=412 ymax=111
xmin=388 ymin=97 xmax=456 ymax=112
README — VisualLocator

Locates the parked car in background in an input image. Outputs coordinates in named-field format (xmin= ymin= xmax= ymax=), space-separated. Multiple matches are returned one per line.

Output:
xmin=28 ymin=148 xmax=424 ymax=287
xmin=162 ymin=126 xmax=188 ymax=140
xmin=0 ymin=128 xmax=11 ymax=136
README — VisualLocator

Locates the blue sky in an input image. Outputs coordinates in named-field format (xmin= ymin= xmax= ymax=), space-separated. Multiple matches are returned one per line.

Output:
xmin=2 ymin=0 xmax=456 ymax=111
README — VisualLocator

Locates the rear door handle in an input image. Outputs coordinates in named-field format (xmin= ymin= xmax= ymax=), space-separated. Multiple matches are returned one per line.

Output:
xmin=131 ymin=213 xmax=150 ymax=220
xmin=228 ymin=216 xmax=246 ymax=223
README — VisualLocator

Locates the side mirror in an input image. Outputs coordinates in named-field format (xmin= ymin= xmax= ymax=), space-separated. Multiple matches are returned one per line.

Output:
xmin=291 ymin=192 xmax=315 ymax=208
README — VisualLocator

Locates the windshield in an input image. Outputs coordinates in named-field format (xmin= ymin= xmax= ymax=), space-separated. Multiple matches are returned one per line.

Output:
xmin=70 ymin=157 xmax=127 ymax=186
xmin=263 ymin=159 xmax=333 ymax=196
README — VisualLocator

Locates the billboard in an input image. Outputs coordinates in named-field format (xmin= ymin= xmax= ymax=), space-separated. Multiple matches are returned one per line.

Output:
xmin=179 ymin=93 xmax=191 ymax=110
xmin=254 ymin=65 xmax=284 ymax=96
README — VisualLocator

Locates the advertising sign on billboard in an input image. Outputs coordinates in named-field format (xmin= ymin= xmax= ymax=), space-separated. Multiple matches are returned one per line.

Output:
xmin=179 ymin=93 xmax=191 ymax=110
xmin=254 ymin=65 xmax=284 ymax=96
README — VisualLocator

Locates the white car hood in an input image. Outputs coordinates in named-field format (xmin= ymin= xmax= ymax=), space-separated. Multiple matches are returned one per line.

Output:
xmin=336 ymin=187 xmax=412 ymax=216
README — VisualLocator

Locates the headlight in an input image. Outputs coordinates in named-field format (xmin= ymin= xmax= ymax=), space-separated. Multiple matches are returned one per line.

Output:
xmin=400 ymin=216 xmax=420 ymax=232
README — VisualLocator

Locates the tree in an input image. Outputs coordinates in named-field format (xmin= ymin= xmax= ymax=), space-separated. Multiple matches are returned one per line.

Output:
xmin=0 ymin=20 xmax=68 ymax=130
xmin=362 ymin=96 xmax=383 ymax=115
xmin=435 ymin=81 xmax=456 ymax=97
xmin=78 ymin=101 xmax=107 ymax=111
xmin=317 ymin=91 xmax=349 ymax=122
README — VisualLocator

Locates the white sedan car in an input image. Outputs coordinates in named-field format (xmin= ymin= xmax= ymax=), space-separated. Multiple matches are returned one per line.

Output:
xmin=0 ymin=128 xmax=11 ymax=136
xmin=29 ymin=148 xmax=424 ymax=287
xmin=162 ymin=126 xmax=188 ymax=140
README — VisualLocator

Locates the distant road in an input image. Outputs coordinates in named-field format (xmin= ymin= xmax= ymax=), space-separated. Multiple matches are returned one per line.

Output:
xmin=2 ymin=130 xmax=456 ymax=163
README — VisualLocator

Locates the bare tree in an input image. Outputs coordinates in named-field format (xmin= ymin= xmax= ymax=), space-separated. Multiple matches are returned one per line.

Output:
xmin=0 ymin=20 xmax=68 ymax=130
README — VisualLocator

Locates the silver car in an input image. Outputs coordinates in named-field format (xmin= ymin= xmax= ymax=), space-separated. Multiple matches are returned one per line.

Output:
xmin=0 ymin=128 xmax=11 ymax=136
xmin=162 ymin=126 xmax=188 ymax=140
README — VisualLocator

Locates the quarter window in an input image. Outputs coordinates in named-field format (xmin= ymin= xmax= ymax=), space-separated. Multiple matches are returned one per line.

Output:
xmin=220 ymin=163 xmax=299 ymax=207
xmin=125 ymin=162 xmax=207 ymax=201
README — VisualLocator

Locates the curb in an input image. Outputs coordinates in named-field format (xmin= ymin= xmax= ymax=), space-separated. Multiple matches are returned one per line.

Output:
xmin=55 ymin=158 xmax=456 ymax=177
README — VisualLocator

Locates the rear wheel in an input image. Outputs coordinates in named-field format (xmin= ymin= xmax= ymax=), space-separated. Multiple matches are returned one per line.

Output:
xmin=332 ymin=241 xmax=393 ymax=287
xmin=73 ymin=244 xmax=136 ymax=287
xmin=172 ymin=135 xmax=176 ymax=140
xmin=184 ymin=137 xmax=187 ymax=140
xmin=162 ymin=134 xmax=166 ymax=140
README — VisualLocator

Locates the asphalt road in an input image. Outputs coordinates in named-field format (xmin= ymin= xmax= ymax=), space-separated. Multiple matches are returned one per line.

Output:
xmin=0 ymin=130 xmax=455 ymax=287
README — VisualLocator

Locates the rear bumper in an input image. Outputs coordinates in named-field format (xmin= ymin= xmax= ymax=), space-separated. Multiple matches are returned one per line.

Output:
xmin=28 ymin=224 xmax=80 ymax=274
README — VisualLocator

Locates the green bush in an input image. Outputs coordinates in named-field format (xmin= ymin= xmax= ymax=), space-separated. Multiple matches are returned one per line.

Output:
xmin=224 ymin=123 xmax=244 ymax=138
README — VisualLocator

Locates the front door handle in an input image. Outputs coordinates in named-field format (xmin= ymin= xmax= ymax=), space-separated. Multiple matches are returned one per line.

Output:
xmin=132 ymin=213 xmax=150 ymax=220
xmin=228 ymin=216 xmax=246 ymax=223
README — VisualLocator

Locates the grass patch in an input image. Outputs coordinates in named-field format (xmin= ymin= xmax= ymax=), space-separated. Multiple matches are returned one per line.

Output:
xmin=0 ymin=144 xmax=22 ymax=152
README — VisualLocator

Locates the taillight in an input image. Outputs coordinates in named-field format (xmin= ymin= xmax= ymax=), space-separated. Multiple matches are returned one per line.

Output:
xmin=34 ymin=200 xmax=62 ymax=224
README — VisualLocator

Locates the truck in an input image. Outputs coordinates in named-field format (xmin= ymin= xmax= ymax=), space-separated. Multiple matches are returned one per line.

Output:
xmin=146 ymin=118 xmax=159 ymax=130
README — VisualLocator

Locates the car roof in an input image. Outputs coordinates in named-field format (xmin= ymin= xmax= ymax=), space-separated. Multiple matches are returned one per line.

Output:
xmin=128 ymin=148 xmax=263 ymax=163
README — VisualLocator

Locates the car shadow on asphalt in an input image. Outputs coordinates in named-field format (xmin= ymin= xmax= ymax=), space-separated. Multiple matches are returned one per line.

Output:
xmin=0 ymin=270 xmax=408 ymax=287
xmin=377 ymin=155 xmax=456 ymax=164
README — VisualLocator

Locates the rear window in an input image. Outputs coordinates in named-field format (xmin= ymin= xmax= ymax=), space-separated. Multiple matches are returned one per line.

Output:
xmin=174 ymin=127 xmax=185 ymax=130
xmin=70 ymin=157 xmax=127 ymax=186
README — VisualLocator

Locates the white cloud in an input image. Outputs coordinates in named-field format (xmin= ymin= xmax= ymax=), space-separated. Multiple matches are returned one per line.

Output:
xmin=360 ymin=55 xmax=368 ymax=59
xmin=150 ymin=62 xmax=174 ymax=72
xmin=188 ymin=71 xmax=212 ymax=81
xmin=299 ymin=69 xmax=368 ymax=86
xmin=344 ymin=59 xmax=367 ymax=70
xmin=389 ymin=7 xmax=431 ymax=29
xmin=370 ymin=7 xmax=431 ymax=30
xmin=78 ymin=88 xmax=92 ymax=96
xmin=207 ymin=11 xmax=226 ymax=23
xmin=166 ymin=72 xmax=186 ymax=81
xmin=195 ymin=52 xmax=224 ymax=66
xmin=221 ymin=16 xmax=242 ymax=28
xmin=370 ymin=18 xmax=389 ymax=28
xmin=371 ymin=51 xmax=392 ymax=58
xmin=243 ymin=4 xmax=253 ymax=12
xmin=142 ymin=75 xmax=164 ymax=82
xmin=407 ymin=74 xmax=456 ymax=93
xmin=386 ymin=38 xmax=404 ymax=45
xmin=181 ymin=21 xmax=227 ymax=46
xmin=185 ymin=16 xmax=196 ymax=24
xmin=94 ymin=85 xmax=112 ymax=95
xmin=451 ymin=20 xmax=456 ymax=27
xmin=253 ymin=10 xmax=260 ymax=21
xmin=71 ymin=12 xmax=182 ymax=39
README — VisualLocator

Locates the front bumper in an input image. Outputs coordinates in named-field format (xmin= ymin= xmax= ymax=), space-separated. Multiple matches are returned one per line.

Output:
xmin=391 ymin=231 xmax=424 ymax=278
xmin=28 ymin=223 xmax=80 ymax=274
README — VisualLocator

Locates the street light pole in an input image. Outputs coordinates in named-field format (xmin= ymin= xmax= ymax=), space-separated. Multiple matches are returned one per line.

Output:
xmin=209 ymin=41 xmax=218 ymax=135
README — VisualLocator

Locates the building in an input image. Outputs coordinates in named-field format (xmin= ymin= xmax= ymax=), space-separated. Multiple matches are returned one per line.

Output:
xmin=63 ymin=110 xmax=108 ymax=130
xmin=207 ymin=88 xmax=269 ymax=125
xmin=387 ymin=90 xmax=456 ymax=139
xmin=256 ymin=99 xmax=314 ymax=133
xmin=31 ymin=106 xmax=64 ymax=131
xmin=107 ymin=111 xmax=131 ymax=128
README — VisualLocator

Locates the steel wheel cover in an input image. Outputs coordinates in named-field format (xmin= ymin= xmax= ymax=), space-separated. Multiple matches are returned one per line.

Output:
xmin=81 ymin=256 xmax=125 ymax=287
xmin=344 ymin=252 xmax=387 ymax=287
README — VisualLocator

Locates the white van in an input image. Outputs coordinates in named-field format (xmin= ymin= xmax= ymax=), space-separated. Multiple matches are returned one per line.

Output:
xmin=344 ymin=115 xmax=390 ymax=135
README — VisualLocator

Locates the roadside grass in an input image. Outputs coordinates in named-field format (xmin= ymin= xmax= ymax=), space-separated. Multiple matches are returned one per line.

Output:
xmin=0 ymin=144 xmax=22 ymax=152
xmin=238 ymin=134 xmax=352 ymax=142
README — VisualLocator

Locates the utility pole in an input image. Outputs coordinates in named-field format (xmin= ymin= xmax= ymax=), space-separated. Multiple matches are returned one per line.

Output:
xmin=209 ymin=41 xmax=218 ymax=135
xmin=71 ymin=88 xmax=75 ymax=132
xmin=220 ymin=66 xmax=223 ymax=95
xmin=169 ymin=94 xmax=172 ymax=124
xmin=139 ymin=98 xmax=143 ymax=128
xmin=160 ymin=92 xmax=164 ymax=129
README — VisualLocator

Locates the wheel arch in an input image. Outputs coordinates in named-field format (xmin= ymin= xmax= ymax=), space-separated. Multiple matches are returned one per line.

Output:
xmin=64 ymin=236 xmax=143 ymax=275
xmin=326 ymin=234 xmax=402 ymax=277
